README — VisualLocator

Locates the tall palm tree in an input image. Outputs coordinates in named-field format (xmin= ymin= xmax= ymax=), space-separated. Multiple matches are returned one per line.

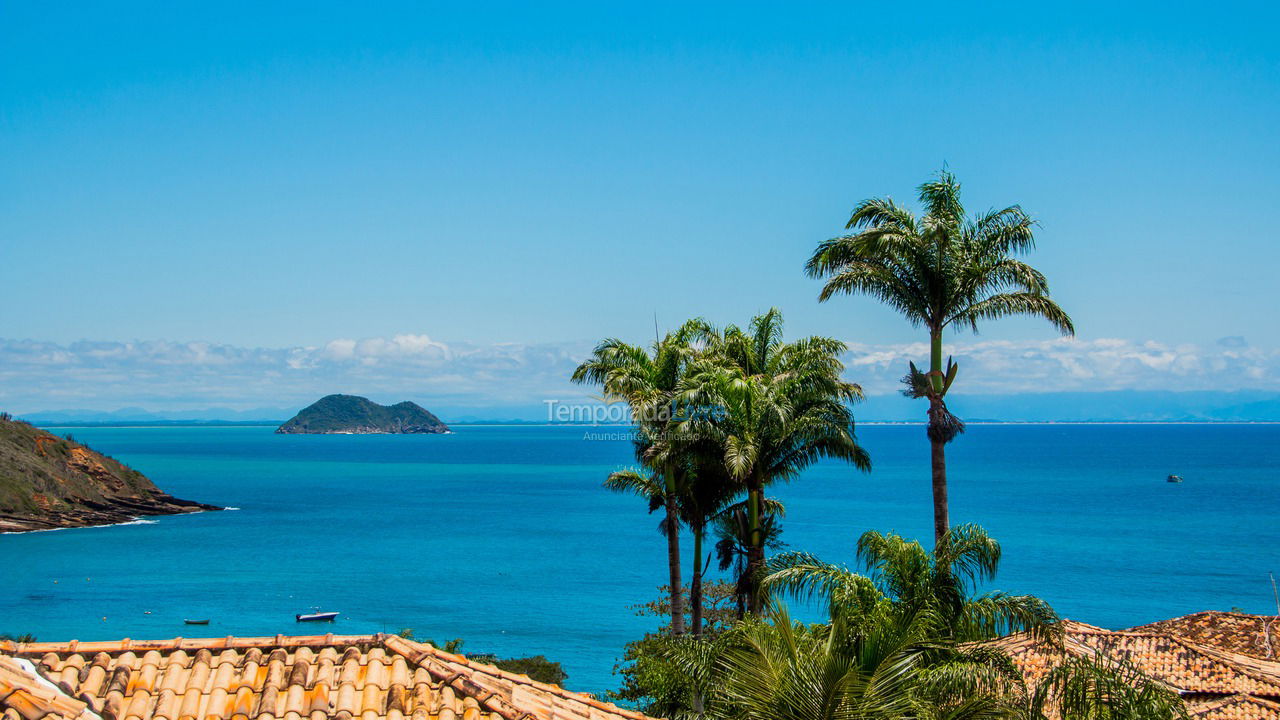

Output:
xmin=677 ymin=446 xmax=742 ymax=636
xmin=609 ymin=450 xmax=739 ymax=636
xmin=573 ymin=319 xmax=710 ymax=634
xmin=805 ymin=171 xmax=1074 ymax=543
xmin=762 ymin=524 xmax=1058 ymax=643
xmin=678 ymin=309 xmax=870 ymax=613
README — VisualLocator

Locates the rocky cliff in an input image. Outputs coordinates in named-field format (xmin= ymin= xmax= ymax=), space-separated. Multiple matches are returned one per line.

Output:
xmin=0 ymin=415 xmax=222 ymax=533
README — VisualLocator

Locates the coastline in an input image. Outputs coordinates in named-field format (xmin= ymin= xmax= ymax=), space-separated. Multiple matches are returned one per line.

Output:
xmin=4 ymin=422 xmax=1276 ymax=694
xmin=33 ymin=420 xmax=1280 ymax=429
xmin=0 ymin=497 xmax=223 ymax=535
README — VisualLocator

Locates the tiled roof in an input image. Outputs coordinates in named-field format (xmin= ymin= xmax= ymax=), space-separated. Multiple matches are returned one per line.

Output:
xmin=993 ymin=621 xmax=1280 ymax=696
xmin=0 ymin=634 xmax=656 ymax=720
xmin=1187 ymin=694 xmax=1280 ymax=720
xmin=1129 ymin=612 xmax=1280 ymax=661
xmin=988 ymin=620 xmax=1280 ymax=719
xmin=0 ymin=655 xmax=99 ymax=720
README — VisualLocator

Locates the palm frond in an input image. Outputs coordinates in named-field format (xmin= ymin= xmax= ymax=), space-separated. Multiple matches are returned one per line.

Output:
xmin=1032 ymin=654 xmax=1190 ymax=720
xmin=952 ymin=292 xmax=1075 ymax=336
xmin=918 ymin=170 xmax=965 ymax=227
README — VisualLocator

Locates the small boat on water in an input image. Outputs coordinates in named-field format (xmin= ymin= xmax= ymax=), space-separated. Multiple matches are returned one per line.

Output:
xmin=184 ymin=619 xmax=210 ymax=625
xmin=1167 ymin=474 xmax=1184 ymax=483
xmin=296 ymin=611 xmax=339 ymax=622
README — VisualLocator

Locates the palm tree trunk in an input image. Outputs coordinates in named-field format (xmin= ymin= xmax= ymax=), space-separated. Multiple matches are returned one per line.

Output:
xmin=929 ymin=416 xmax=949 ymax=545
xmin=691 ymin=524 xmax=704 ymax=636
xmin=745 ymin=475 xmax=764 ymax=614
xmin=928 ymin=328 xmax=949 ymax=545
xmin=664 ymin=465 xmax=686 ymax=635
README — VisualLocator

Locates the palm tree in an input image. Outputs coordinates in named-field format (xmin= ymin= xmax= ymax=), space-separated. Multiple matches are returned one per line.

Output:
xmin=603 ymin=465 xmax=670 ymax=535
xmin=676 ymin=604 xmax=1022 ymax=720
xmin=677 ymin=309 xmax=871 ymax=613
xmin=762 ymin=524 xmax=1058 ymax=642
xmin=608 ymin=451 xmax=739 ymax=636
xmin=677 ymin=446 xmax=742 ymax=636
xmin=573 ymin=319 xmax=710 ymax=634
xmin=713 ymin=499 xmax=785 ymax=620
xmin=805 ymin=171 xmax=1073 ymax=543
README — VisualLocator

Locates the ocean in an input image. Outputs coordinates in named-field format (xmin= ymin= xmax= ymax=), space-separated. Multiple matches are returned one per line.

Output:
xmin=2 ymin=423 xmax=1277 ymax=695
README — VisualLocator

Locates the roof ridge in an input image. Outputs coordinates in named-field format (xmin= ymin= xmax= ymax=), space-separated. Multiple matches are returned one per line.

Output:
xmin=382 ymin=635 xmax=658 ymax=720
xmin=1129 ymin=610 xmax=1280 ymax=628
xmin=2 ymin=632 xmax=665 ymax=720
xmin=1191 ymin=692 xmax=1280 ymax=714
xmin=6 ymin=633 xmax=386 ymax=654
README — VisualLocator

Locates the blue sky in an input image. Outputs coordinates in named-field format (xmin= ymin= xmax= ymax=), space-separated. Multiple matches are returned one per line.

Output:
xmin=2 ymin=3 xmax=1278 ymax=412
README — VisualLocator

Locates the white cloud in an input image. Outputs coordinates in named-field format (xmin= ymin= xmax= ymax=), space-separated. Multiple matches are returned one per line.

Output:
xmin=842 ymin=337 xmax=1280 ymax=395
xmin=0 ymin=334 xmax=1275 ymax=414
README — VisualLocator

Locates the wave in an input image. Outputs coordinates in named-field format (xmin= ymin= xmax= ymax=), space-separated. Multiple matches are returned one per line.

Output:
xmin=4 ymin=517 xmax=159 ymax=535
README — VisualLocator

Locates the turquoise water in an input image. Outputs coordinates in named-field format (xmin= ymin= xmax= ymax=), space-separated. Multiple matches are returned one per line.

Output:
xmin=3 ymin=424 xmax=1278 ymax=695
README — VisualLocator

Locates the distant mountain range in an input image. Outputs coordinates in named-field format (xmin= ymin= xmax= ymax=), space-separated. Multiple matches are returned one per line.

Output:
xmin=20 ymin=406 xmax=296 ymax=424
xmin=938 ymin=391 xmax=1280 ymax=423
xmin=13 ymin=391 xmax=1280 ymax=425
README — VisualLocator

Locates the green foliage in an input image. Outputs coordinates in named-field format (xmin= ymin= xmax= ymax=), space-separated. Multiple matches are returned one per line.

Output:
xmin=634 ymin=582 xmax=742 ymax=635
xmin=395 ymin=633 xmax=567 ymax=686
xmin=615 ymin=526 xmax=1187 ymax=720
xmin=0 ymin=633 xmax=37 ymax=643
xmin=673 ymin=309 xmax=871 ymax=612
xmin=424 ymin=637 xmax=466 ymax=654
xmin=763 ymin=524 xmax=1058 ymax=643
xmin=714 ymin=501 xmax=785 ymax=616
xmin=486 ymin=655 xmax=568 ymax=686
xmin=577 ymin=310 xmax=875 ymax=622
xmin=1031 ymin=654 xmax=1190 ymax=719
xmin=681 ymin=606 xmax=1024 ymax=720
xmin=609 ymin=582 xmax=739 ymax=714
xmin=805 ymin=171 xmax=1074 ymax=343
xmin=610 ymin=631 xmax=700 ymax=717
xmin=806 ymin=172 xmax=1075 ymax=539
xmin=0 ymin=415 xmax=163 ymax=515
xmin=675 ymin=309 xmax=871 ymax=489
xmin=573 ymin=319 xmax=718 ymax=632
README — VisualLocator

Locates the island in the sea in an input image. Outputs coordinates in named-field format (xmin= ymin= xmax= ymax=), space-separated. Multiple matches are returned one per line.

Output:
xmin=0 ymin=414 xmax=222 ymax=533
xmin=276 ymin=394 xmax=450 ymax=434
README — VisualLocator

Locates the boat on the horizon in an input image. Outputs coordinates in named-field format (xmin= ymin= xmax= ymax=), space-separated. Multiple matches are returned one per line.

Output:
xmin=1167 ymin=474 xmax=1184 ymax=483
xmin=296 ymin=611 xmax=339 ymax=622
xmin=183 ymin=619 xmax=210 ymax=625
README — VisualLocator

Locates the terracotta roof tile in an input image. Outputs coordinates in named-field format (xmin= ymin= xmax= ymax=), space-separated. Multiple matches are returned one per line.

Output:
xmin=1129 ymin=612 xmax=1280 ymax=661
xmin=984 ymin=618 xmax=1280 ymax=720
xmin=989 ymin=620 xmax=1280 ymax=698
xmin=1187 ymin=693 xmax=1280 ymax=719
xmin=0 ymin=635 xmax=657 ymax=720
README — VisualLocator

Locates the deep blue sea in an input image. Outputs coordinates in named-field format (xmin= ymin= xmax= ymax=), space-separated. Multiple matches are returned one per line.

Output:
xmin=3 ymin=424 xmax=1278 ymax=695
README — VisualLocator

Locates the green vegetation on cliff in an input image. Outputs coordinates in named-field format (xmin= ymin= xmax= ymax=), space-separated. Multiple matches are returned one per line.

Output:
xmin=0 ymin=414 xmax=220 ymax=532
xmin=276 ymin=394 xmax=450 ymax=434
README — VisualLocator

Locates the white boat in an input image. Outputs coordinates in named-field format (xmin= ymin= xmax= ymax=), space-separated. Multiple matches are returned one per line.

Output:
xmin=295 ymin=611 xmax=339 ymax=622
